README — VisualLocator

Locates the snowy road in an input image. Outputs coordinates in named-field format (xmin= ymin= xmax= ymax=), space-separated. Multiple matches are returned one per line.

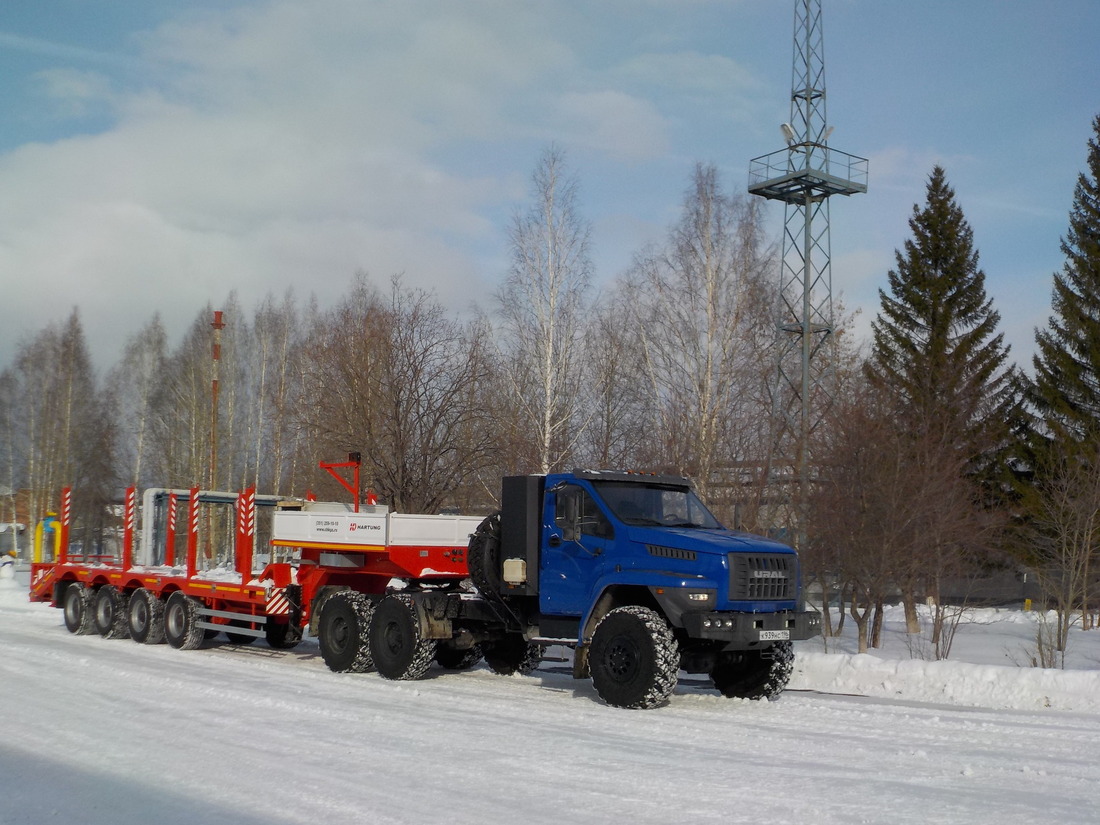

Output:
xmin=3 ymin=579 xmax=1099 ymax=825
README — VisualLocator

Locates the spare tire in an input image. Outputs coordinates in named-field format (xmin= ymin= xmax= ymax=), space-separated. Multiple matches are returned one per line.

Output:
xmin=467 ymin=512 xmax=502 ymax=596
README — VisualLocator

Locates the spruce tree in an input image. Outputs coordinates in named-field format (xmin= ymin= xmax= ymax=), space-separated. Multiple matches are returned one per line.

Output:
xmin=863 ymin=166 xmax=1014 ymax=633
xmin=866 ymin=165 xmax=1012 ymax=454
xmin=1032 ymin=114 xmax=1100 ymax=452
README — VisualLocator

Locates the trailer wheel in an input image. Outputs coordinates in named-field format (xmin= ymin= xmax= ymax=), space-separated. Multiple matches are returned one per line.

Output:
xmin=467 ymin=512 xmax=502 ymax=595
xmin=369 ymin=593 xmax=437 ymax=681
xmin=590 ymin=606 xmax=679 ymax=709
xmin=128 ymin=588 xmax=165 ymax=644
xmin=318 ymin=591 xmax=375 ymax=673
xmin=225 ymin=621 xmax=257 ymax=645
xmin=62 ymin=583 xmax=95 ymax=635
xmin=265 ymin=620 xmax=302 ymax=650
xmin=164 ymin=592 xmax=205 ymax=650
xmin=482 ymin=634 xmax=541 ymax=676
xmin=710 ymin=641 xmax=794 ymax=700
xmin=434 ymin=642 xmax=483 ymax=671
xmin=93 ymin=585 xmax=131 ymax=639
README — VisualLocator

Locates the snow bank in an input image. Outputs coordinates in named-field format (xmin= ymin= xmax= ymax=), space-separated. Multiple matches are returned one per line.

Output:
xmin=791 ymin=650 xmax=1100 ymax=712
xmin=789 ymin=604 xmax=1100 ymax=711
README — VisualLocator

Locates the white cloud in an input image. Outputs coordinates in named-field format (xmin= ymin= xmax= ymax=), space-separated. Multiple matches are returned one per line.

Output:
xmin=553 ymin=91 xmax=670 ymax=160
xmin=0 ymin=1 xmax=580 ymax=365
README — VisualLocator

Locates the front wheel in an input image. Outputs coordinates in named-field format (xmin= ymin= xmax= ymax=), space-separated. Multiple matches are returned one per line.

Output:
xmin=318 ymin=590 xmax=374 ymax=672
xmin=62 ymin=583 xmax=95 ymax=635
xmin=710 ymin=641 xmax=794 ymax=700
xmin=589 ymin=606 xmax=679 ymax=709
xmin=164 ymin=592 xmax=205 ymax=650
xmin=369 ymin=594 xmax=436 ymax=681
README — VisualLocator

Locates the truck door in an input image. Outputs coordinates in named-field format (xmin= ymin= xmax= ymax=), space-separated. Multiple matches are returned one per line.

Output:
xmin=540 ymin=484 xmax=613 ymax=616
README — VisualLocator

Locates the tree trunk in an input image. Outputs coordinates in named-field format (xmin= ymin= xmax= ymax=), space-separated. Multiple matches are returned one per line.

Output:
xmin=870 ymin=598 xmax=885 ymax=648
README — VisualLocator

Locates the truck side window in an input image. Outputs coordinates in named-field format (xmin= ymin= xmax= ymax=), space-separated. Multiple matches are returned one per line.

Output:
xmin=555 ymin=486 xmax=613 ymax=541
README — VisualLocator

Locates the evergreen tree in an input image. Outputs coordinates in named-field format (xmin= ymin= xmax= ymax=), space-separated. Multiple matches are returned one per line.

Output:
xmin=866 ymin=165 xmax=1012 ymax=455
xmin=862 ymin=166 xmax=1014 ymax=632
xmin=1031 ymin=114 xmax=1100 ymax=452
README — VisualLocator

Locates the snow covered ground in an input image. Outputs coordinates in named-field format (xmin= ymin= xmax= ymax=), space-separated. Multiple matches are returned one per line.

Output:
xmin=3 ymin=572 xmax=1100 ymax=825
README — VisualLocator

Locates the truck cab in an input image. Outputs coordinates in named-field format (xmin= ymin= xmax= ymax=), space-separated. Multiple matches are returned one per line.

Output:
xmin=483 ymin=470 xmax=820 ymax=708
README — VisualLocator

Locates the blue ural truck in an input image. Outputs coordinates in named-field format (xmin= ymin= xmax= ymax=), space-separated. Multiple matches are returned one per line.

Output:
xmin=334 ymin=469 xmax=820 ymax=709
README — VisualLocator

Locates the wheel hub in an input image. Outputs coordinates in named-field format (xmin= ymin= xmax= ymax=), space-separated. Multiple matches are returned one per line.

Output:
xmin=606 ymin=635 xmax=640 ymax=682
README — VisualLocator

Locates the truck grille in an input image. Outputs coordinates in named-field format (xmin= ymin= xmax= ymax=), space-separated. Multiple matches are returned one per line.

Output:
xmin=729 ymin=553 xmax=796 ymax=601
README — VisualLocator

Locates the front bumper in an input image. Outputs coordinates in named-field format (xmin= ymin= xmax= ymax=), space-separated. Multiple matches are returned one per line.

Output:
xmin=681 ymin=609 xmax=821 ymax=647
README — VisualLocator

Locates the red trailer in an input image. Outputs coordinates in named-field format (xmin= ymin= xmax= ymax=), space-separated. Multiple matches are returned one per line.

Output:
xmin=30 ymin=482 xmax=482 ymax=655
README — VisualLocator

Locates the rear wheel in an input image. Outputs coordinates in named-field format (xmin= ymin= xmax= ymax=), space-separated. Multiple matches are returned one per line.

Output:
xmin=710 ymin=641 xmax=794 ymax=700
xmin=369 ymin=594 xmax=436 ymax=681
xmin=93 ymin=585 xmax=130 ymax=639
xmin=128 ymin=588 xmax=165 ymax=644
xmin=482 ymin=633 xmax=541 ymax=676
xmin=62 ymin=583 xmax=95 ymax=635
xmin=589 ymin=606 xmax=679 ymax=709
xmin=318 ymin=591 xmax=374 ymax=672
xmin=164 ymin=592 xmax=204 ymax=650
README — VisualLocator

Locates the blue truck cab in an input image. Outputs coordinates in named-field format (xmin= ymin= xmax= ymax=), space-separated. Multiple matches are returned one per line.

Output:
xmin=481 ymin=470 xmax=821 ymax=708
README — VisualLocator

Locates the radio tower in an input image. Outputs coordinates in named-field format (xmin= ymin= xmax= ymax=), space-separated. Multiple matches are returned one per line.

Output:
xmin=748 ymin=0 xmax=867 ymax=547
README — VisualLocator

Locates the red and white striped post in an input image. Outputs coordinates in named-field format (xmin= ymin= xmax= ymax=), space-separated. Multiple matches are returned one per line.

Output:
xmin=186 ymin=487 xmax=200 ymax=578
xmin=164 ymin=493 xmax=178 ymax=567
xmin=122 ymin=486 xmax=136 ymax=569
xmin=235 ymin=488 xmax=256 ymax=580
xmin=58 ymin=487 xmax=72 ymax=564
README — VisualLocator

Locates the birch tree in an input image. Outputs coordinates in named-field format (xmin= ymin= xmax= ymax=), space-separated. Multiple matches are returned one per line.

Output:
xmin=620 ymin=164 xmax=775 ymax=510
xmin=108 ymin=316 xmax=168 ymax=488
xmin=497 ymin=145 xmax=592 ymax=474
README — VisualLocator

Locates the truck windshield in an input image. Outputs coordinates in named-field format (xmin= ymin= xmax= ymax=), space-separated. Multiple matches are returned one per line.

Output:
xmin=591 ymin=482 xmax=722 ymax=529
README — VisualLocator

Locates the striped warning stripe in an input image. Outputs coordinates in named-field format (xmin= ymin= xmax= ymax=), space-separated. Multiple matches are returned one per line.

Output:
xmin=266 ymin=588 xmax=291 ymax=616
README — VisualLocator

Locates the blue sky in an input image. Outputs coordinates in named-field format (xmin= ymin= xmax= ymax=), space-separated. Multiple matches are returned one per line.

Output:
xmin=0 ymin=0 xmax=1097 ymax=372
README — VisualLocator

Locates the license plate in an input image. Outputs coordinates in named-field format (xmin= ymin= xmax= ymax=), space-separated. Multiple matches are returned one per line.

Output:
xmin=760 ymin=630 xmax=790 ymax=641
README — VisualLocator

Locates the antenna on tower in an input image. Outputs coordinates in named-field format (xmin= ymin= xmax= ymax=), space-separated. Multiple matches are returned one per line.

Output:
xmin=748 ymin=0 xmax=868 ymax=549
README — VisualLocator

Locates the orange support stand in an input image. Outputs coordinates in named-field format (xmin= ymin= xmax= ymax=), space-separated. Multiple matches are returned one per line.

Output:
xmin=319 ymin=453 xmax=362 ymax=512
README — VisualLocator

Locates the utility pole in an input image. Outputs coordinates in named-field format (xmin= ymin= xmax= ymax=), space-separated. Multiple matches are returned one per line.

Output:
xmin=206 ymin=310 xmax=225 ymax=565
xmin=210 ymin=310 xmax=225 ymax=493
xmin=748 ymin=0 xmax=867 ymax=548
